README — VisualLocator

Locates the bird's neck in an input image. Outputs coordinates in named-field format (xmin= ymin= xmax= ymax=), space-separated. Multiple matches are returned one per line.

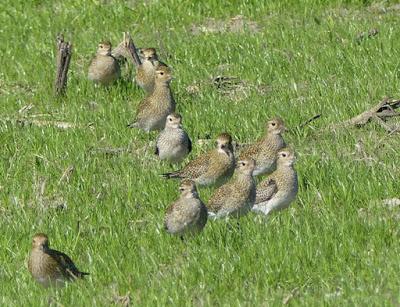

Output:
xmin=153 ymin=82 xmax=171 ymax=93
xmin=142 ymin=60 xmax=154 ymax=71
xmin=277 ymin=164 xmax=295 ymax=174
xmin=234 ymin=172 xmax=254 ymax=185
xmin=217 ymin=148 xmax=233 ymax=159
xmin=165 ymin=126 xmax=181 ymax=132
xmin=152 ymin=83 xmax=173 ymax=106
xmin=97 ymin=53 xmax=111 ymax=58
xmin=263 ymin=133 xmax=285 ymax=149
xmin=275 ymin=166 xmax=298 ymax=190
xmin=183 ymin=193 xmax=197 ymax=200
xmin=30 ymin=249 xmax=46 ymax=269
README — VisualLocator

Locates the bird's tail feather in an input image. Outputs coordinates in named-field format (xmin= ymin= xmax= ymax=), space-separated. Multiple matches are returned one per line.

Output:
xmin=160 ymin=172 xmax=181 ymax=179
xmin=127 ymin=122 xmax=138 ymax=128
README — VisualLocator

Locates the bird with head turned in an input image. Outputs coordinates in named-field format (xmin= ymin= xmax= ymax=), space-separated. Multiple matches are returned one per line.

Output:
xmin=135 ymin=48 xmax=167 ymax=94
xmin=28 ymin=233 xmax=89 ymax=288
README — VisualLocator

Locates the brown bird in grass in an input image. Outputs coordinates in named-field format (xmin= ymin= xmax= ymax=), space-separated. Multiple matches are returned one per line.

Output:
xmin=88 ymin=41 xmax=120 ymax=86
xmin=28 ymin=233 xmax=89 ymax=287
xmin=162 ymin=133 xmax=235 ymax=187
xmin=164 ymin=179 xmax=208 ymax=238
xmin=136 ymin=48 xmax=167 ymax=94
xmin=239 ymin=117 xmax=287 ymax=176
xmin=252 ymin=148 xmax=298 ymax=216
xmin=207 ymin=159 xmax=256 ymax=219
xmin=128 ymin=65 xmax=175 ymax=132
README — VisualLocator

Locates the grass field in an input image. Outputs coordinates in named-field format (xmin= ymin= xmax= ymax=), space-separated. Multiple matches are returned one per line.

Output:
xmin=1 ymin=0 xmax=400 ymax=305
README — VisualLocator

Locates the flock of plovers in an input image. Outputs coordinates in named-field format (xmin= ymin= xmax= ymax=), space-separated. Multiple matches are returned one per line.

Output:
xmin=28 ymin=40 xmax=298 ymax=287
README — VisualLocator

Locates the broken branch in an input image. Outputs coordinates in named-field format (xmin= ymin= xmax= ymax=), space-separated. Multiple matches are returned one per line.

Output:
xmin=124 ymin=32 xmax=141 ymax=66
xmin=330 ymin=97 xmax=400 ymax=132
xmin=54 ymin=34 xmax=72 ymax=96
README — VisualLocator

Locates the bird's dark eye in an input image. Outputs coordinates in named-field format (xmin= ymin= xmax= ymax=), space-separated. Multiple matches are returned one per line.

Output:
xmin=272 ymin=122 xmax=276 ymax=126
xmin=169 ymin=118 xmax=173 ymax=121
xmin=160 ymin=72 xmax=164 ymax=75
xmin=241 ymin=162 xmax=246 ymax=166
xmin=179 ymin=188 xmax=185 ymax=192
xmin=281 ymin=153 xmax=287 ymax=157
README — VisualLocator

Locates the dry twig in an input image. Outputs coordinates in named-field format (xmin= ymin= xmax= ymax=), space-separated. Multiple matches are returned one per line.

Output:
xmin=297 ymin=114 xmax=322 ymax=129
xmin=330 ymin=97 xmax=400 ymax=132
xmin=55 ymin=34 xmax=72 ymax=96
xmin=123 ymin=32 xmax=141 ymax=66
xmin=15 ymin=118 xmax=92 ymax=129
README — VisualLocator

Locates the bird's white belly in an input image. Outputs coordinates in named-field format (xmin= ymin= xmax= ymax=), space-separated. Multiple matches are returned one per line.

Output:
xmin=252 ymin=192 xmax=295 ymax=215
xmin=160 ymin=146 xmax=187 ymax=162
xmin=253 ymin=165 xmax=272 ymax=176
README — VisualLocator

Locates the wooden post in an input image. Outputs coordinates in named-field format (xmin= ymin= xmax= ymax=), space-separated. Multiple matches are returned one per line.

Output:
xmin=55 ymin=34 xmax=72 ymax=96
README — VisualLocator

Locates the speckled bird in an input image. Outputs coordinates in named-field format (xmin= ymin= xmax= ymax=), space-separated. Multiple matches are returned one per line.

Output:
xmin=239 ymin=117 xmax=286 ymax=176
xmin=162 ymin=133 xmax=235 ymax=187
xmin=28 ymin=233 xmax=89 ymax=288
xmin=207 ymin=159 xmax=256 ymax=219
xmin=136 ymin=48 xmax=167 ymax=94
xmin=155 ymin=113 xmax=192 ymax=163
xmin=128 ymin=65 xmax=175 ymax=132
xmin=164 ymin=179 xmax=208 ymax=237
xmin=88 ymin=41 xmax=120 ymax=86
xmin=252 ymin=148 xmax=298 ymax=216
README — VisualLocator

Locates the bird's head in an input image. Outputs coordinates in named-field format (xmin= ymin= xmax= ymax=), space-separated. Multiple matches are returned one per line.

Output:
xmin=165 ymin=113 xmax=182 ymax=129
xmin=236 ymin=159 xmax=256 ymax=176
xmin=277 ymin=148 xmax=296 ymax=167
xmin=216 ymin=132 xmax=233 ymax=155
xmin=155 ymin=65 xmax=173 ymax=83
xmin=139 ymin=48 xmax=158 ymax=62
xmin=97 ymin=41 xmax=112 ymax=56
xmin=32 ymin=233 xmax=50 ymax=250
xmin=266 ymin=117 xmax=287 ymax=135
xmin=179 ymin=179 xmax=198 ymax=198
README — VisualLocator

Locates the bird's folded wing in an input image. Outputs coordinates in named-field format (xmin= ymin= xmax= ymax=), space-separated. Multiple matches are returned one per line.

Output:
xmin=182 ymin=151 xmax=211 ymax=178
xmin=208 ymin=184 xmax=234 ymax=213
xmin=47 ymin=249 xmax=82 ymax=279
xmin=238 ymin=143 xmax=257 ymax=159
xmin=136 ymin=96 xmax=152 ymax=116
xmin=255 ymin=178 xmax=277 ymax=204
